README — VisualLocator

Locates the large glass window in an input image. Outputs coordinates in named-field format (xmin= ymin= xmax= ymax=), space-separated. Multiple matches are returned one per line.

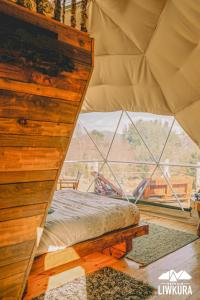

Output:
xmin=60 ymin=111 xmax=200 ymax=211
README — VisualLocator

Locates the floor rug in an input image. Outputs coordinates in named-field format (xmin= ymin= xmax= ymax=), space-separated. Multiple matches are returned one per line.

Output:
xmin=33 ymin=267 xmax=154 ymax=300
xmin=127 ymin=222 xmax=198 ymax=266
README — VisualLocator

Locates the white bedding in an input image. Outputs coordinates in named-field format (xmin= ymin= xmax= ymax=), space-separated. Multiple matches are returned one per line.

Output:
xmin=36 ymin=189 xmax=140 ymax=256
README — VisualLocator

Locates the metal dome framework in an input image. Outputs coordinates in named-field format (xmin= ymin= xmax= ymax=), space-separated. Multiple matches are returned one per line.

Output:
xmin=64 ymin=111 xmax=200 ymax=211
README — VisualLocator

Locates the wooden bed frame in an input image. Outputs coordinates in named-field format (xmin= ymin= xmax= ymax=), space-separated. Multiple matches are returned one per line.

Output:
xmin=31 ymin=223 xmax=148 ymax=274
xmin=24 ymin=223 xmax=148 ymax=298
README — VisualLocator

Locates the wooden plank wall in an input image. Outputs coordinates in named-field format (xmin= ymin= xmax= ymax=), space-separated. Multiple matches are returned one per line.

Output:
xmin=0 ymin=1 xmax=93 ymax=299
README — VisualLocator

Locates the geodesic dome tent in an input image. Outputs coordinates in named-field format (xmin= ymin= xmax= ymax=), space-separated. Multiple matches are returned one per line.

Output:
xmin=83 ymin=0 xmax=200 ymax=147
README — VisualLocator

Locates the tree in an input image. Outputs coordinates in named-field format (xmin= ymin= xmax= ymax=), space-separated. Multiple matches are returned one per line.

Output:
xmin=123 ymin=119 xmax=182 ymax=162
xmin=17 ymin=0 xmax=36 ymax=11
xmin=91 ymin=130 xmax=104 ymax=140
xmin=54 ymin=0 xmax=61 ymax=21
xmin=36 ymin=0 xmax=54 ymax=17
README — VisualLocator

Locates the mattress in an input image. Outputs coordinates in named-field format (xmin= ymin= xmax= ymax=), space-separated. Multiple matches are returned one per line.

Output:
xmin=36 ymin=189 xmax=140 ymax=256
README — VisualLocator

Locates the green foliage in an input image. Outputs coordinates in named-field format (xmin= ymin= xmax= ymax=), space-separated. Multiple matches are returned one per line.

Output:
xmin=91 ymin=130 xmax=104 ymax=139
xmin=123 ymin=119 xmax=197 ymax=163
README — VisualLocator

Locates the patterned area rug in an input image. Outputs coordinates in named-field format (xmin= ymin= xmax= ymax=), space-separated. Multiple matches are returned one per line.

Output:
xmin=33 ymin=267 xmax=154 ymax=300
xmin=127 ymin=223 xmax=198 ymax=266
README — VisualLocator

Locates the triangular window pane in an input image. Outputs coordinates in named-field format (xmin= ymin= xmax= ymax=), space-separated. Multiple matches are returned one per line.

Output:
xmin=66 ymin=121 xmax=103 ymax=162
xmin=108 ymin=162 xmax=155 ymax=199
xmin=108 ymin=112 xmax=153 ymax=163
xmin=128 ymin=112 xmax=174 ymax=162
xmin=161 ymin=120 xmax=200 ymax=166
xmin=159 ymin=165 xmax=195 ymax=210
xmin=138 ymin=167 xmax=188 ymax=209
xmin=59 ymin=162 xmax=98 ymax=192
xmin=87 ymin=163 xmax=125 ymax=198
xmin=80 ymin=112 xmax=123 ymax=159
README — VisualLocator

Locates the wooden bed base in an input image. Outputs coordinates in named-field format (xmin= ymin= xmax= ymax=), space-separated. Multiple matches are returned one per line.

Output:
xmin=31 ymin=223 xmax=148 ymax=274
xmin=24 ymin=223 xmax=148 ymax=299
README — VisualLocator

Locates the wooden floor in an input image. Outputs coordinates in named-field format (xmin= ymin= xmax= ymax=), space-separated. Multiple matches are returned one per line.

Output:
xmin=25 ymin=212 xmax=200 ymax=300
xmin=112 ymin=213 xmax=200 ymax=300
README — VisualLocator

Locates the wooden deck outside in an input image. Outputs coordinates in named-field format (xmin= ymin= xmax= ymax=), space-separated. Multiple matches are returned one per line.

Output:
xmin=143 ymin=177 xmax=193 ymax=204
xmin=0 ymin=1 xmax=93 ymax=299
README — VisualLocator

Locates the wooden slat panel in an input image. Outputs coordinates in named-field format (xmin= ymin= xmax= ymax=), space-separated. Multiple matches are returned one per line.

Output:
xmin=0 ymin=118 xmax=72 ymax=138
xmin=0 ymin=147 xmax=63 ymax=171
xmin=0 ymin=17 xmax=92 ymax=62
xmin=0 ymin=42 xmax=91 ymax=68
xmin=66 ymin=61 xmax=91 ymax=80
xmin=0 ymin=170 xmax=57 ymax=184
xmin=48 ymin=73 xmax=86 ymax=94
xmin=0 ymin=0 xmax=92 ymax=51
xmin=0 ymin=134 xmax=68 ymax=148
xmin=0 ymin=78 xmax=81 ymax=102
xmin=0 ymin=13 xmax=92 ymax=68
xmin=0 ymin=203 xmax=47 ymax=221
xmin=0 ymin=2 xmax=93 ymax=298
xmin=0 ymin=215 xmax=43 ymax=247
xmin=40 ymin=36 xmax=92 ymax=65
xmin=0 ymin=272 xmax=24 ymax=299
xmin=53 ymin=62 xmax=91 ymax=80
xmin=0 ymin=63 xmax=90 ymax=84
xmin=0 ymin=181 xmax=54 ymax=209
xmin=0 ymin=240 xmax=34 ymax=267
xmin=0 ymin=259 xmax=29 ymax=280
xmin=0 ymin=90 xmax=79 ymax=124
xmin=0 ymin=64 xmax=28 ymax=82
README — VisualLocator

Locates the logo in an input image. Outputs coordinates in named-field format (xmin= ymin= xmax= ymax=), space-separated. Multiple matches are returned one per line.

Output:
xmin=159 ymin=270 xmax=191 ymax=282
xmin=158 ymin=270 xmax=192 ymax=296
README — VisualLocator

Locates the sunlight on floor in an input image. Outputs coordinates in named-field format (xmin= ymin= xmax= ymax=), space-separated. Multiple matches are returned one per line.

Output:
xmin=47 ymin=266 xmax=86 ymax=292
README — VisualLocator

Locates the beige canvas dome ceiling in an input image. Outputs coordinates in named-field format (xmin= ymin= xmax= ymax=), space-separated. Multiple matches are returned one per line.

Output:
xmin=82 ymin=0 xmax=200 ymax=146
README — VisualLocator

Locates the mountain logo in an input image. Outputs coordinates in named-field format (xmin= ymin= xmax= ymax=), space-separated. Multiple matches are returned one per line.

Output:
xmin=158 ymin=270 xmax=192 ymax=296
xmin=159 ymin=270 xmax=192 ymax=282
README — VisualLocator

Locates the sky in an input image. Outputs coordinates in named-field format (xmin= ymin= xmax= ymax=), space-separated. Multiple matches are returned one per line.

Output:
xmin=79 ymin=111 xmax=179 ymax=134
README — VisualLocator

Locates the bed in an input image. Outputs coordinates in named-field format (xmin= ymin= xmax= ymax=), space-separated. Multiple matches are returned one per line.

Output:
xmin=34 ymin=189 xmax=148 ymax=273
xmin=37 ymin=189 xmax=140 ymax=256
